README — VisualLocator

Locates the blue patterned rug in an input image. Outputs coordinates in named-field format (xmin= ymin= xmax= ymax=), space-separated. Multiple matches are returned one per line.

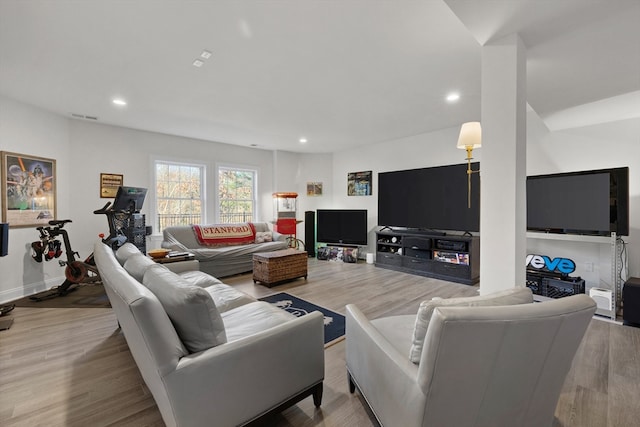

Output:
xmin=259 ymin=292 xmax=346 ymax=347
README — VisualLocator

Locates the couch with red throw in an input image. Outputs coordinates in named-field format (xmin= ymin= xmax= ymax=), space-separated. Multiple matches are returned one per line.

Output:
xmin=162 ymin=222 xmax=289 ymax=278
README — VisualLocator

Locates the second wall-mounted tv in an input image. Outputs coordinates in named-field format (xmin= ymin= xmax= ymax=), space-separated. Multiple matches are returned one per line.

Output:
xmin=378 ymin=163 xmax=480 ymax=232
xmin=316 ymin=209 xmax=368 ymax=245
xmin=527 ymin=167 xmax=629 ymax=236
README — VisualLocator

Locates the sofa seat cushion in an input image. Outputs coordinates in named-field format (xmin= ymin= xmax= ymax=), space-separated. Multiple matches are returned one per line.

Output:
xmin=409 ymin=287 xmax=534 ymax=363
xmin=371 ymin=315 xmax=416 ymax=356
xmin=143 ymin=264 xmax=227 ymax=353
xmin=221 ymin=301 xmax=296 ymax=342
xmin=188 ymin=241 xmax=289 ymax=260
xmin=205 ymin=284 xmax=256 ymax=313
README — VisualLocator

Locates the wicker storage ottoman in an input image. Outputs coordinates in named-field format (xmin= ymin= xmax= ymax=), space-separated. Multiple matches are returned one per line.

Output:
xmin=253 ymin=249 xmax=308 ymax=287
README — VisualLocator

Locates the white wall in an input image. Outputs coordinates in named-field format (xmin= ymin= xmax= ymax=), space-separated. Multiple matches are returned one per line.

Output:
xmin=324 ymin=113 xmax=639 ymax=286
xmin=526 ymin=113 xmax=640 ymax=281
xmin=68 ymin=120 xmax=276 ymax=256
xmin=1 ymin=94 xmax=637 ymax=302
xmin=0 ymin=96 xmax=277 ymax=302
xmin=330 ymin=126 xmax=472 ymax=257
xmin=0 ymin=96 xmax=71 ymax=301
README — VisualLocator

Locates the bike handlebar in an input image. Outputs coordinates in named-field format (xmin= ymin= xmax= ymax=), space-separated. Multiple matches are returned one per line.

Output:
xmin=93 ymin=201 xmax=113 ymax=214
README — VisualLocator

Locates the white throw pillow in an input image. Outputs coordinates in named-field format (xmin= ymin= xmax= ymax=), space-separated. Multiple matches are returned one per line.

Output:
xmin=123 ymin=253 xmax=156 ymax=282
xmin=409 ymin=287 xmax=533 ymax=364
xmin=114 ymin=243 xmax=142 ymax=265
xmin=143 ymin=264 xmax=227 ymax=353
xmin=255 ymin=231 xmax=273 ymax=244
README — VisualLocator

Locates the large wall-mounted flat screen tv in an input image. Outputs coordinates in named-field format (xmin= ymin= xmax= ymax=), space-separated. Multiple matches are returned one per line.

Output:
xmin=316 ymin=209 xmax=368 ymax=245
xmin=378 ymin=163 xmax=480 ymax=232
xmin=527 ymin=167 xmax=628 ymax=236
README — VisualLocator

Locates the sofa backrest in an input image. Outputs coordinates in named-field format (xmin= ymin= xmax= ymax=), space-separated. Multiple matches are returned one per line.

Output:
xmin=93 ymin=240 xmax=186 ymax=424
xmin=417 ymin=293 xmax=596 ymax=427
xmin=162 ymin=222 xmax=272 ymax=250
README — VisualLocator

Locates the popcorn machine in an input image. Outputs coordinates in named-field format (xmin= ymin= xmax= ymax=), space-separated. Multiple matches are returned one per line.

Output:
xmin=272 ymin=192 xmax=301 ymax=242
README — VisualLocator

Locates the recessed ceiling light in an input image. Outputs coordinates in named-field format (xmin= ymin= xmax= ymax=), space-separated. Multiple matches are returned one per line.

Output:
xmin=200 ymin=50 xmax=212 ymax=59
xmin=193 ymin=59 xmax=204 ymax=67
xmin=446 ymin=93 xmax=460 ymax=102
xmin=112 ymin=98 xmax=127 ymax=106
xmin=299 ymin=138 xmax=308 ymax=144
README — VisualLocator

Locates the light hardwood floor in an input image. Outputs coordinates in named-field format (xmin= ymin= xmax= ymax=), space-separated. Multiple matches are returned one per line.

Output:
xmin=1 ymin=259 xmax=639 ymax=426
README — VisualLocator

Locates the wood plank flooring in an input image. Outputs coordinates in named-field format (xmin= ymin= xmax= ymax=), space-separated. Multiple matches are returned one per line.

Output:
xmin=1 ymin=259 xmax=639 ymax=426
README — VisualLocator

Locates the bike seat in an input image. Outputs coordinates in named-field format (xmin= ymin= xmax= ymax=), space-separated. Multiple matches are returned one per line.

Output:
xmin=48 ymin=219 xmax=72 ymax=226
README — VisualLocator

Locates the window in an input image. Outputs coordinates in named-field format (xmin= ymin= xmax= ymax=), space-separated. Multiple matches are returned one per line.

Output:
xmin=155 ymin=161 xmax=204 ymax=233
xmin=218 ymin=166 xmax=256 ymax=223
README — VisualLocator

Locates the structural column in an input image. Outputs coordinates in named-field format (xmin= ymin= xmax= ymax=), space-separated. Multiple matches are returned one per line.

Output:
xmin=479 ymin=34 xmax=527 ymax=294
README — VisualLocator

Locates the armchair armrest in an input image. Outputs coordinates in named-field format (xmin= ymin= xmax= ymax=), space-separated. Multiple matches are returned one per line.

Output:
xmin=164 ymin=311 xmax=324 ymax=427
xmin=346 ymin=304 xmax=424 ymax=427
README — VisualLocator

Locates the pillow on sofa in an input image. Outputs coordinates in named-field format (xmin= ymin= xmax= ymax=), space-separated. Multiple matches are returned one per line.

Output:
xmin=255 ymin=231 xmax=273 ymax=244
xmin=123 ymin=253 xmax=156 ymax=282
xmin=409 ymin=287 xmax=533 ymax=364
xmin=115 ymin=243 xmax=142 ymax=265
xmin=143 ymin=264 xmax=227 ymax=353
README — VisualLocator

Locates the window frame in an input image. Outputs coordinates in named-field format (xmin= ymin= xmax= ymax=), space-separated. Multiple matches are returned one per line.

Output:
xmin=216 ymin=164 xmax=258 ymax=224
xmin=152 ymin=157 xmax=207 ymax=234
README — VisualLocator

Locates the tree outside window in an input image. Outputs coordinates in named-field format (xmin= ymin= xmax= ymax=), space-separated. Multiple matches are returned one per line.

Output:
xmin=155 ymin=161 xmax=204 ymax=233
xmin=218 ymin=167 xmax=256 ymax=223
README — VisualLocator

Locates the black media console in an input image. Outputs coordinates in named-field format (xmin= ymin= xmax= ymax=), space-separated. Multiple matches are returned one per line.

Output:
xmin=375 ymin=230 xmax=479 ymax=285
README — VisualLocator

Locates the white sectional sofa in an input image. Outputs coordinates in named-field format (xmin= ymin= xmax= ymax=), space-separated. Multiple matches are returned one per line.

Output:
xmin=94 ymin=242 xmax=325 ymax=427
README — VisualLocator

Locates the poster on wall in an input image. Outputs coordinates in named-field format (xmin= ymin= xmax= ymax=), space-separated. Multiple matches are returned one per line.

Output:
xmin=347 ymin=170 xmax=372 ymax=196
xmin=306 ymin=182 xmax=323 ymax=196
xmin=1 ymin=151 xmax=56 ymax=228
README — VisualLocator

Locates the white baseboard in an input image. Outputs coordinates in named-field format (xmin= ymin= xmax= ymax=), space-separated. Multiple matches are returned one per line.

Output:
xmin=0 ymin=276 xmax=65 ymax=304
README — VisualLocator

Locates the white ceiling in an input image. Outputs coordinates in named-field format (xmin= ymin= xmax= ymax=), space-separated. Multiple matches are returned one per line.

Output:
xmin=1 ymin=0 xmax=638 ymax=153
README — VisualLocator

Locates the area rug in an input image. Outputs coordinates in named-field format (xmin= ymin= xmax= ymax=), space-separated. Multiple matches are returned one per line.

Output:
xmin=11 ymin=284 xmax=111 ymax=309
xmin=259 ymin=292 xmax=346 ymax=347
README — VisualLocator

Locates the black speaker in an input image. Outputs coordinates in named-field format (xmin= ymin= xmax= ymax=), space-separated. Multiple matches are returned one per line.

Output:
xmin=0 ymin=223 xmax=8 ymax=257
xmin=305 ymin=211 xmax=315 ymax=257
xmin=623 ymin=277 xmax=640 ymax=327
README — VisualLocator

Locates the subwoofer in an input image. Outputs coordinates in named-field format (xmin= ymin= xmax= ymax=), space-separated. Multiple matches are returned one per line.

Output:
xmin=0 ymin=223 xmax=8 ymax=257
xmin=623 ymin=277 xmax=640 ymax=327
xmin=305 ymin=211 xmax=315 ymax=257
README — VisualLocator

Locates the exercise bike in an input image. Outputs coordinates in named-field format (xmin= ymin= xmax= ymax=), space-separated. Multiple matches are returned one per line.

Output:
xmin=30 ymin=219 xmax=101 ymax=301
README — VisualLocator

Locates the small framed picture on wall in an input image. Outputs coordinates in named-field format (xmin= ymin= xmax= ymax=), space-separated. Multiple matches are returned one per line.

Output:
xmin=347 ymin=170 xmax=372 ymax=196
xmin=307 ymin=182 xmax=323 ymax=196
xmin=100 ymin=173 xmax=124 ymax=198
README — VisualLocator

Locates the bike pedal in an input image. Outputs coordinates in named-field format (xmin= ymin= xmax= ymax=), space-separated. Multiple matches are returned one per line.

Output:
xmin=54 ymin=240 xmax=63 ymax=258
xmin=31 ymin=242 xmax=44 ymax=262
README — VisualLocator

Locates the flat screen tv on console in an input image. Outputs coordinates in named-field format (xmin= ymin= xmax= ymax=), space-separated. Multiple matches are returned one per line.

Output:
xmin=527 ymin=167 xmax=629 ymax=236
xmin=378 ymin=163 xmax=480 ymax=232
xmin=316 ymin=209 xmax=368 ymax=245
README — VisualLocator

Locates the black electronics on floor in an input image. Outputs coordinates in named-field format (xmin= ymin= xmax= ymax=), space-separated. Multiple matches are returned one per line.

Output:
xmin=305 ymin=210 xmax=315 ymax=257
xmin=123 ymin=214 xmax=146 ymax=254
xmin=0 ymin=222 xmax=8 ymax=257
xmin=525 ymin=270 xmax=585 ymax=299
xmin=623 ymin=277 xmax=640 ymax=327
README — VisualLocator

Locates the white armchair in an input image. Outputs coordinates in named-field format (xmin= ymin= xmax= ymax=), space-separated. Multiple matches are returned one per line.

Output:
xmin=346 ymin=288 xmax=596 ymax=427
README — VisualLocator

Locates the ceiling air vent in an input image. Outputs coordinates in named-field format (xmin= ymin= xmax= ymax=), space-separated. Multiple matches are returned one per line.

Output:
xmin=70 ymin=113 xmax=98 ymax=120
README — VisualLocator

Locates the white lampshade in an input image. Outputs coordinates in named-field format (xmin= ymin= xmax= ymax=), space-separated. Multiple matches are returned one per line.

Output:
xmin=457 ymin=122 xmax=482 ymax=149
